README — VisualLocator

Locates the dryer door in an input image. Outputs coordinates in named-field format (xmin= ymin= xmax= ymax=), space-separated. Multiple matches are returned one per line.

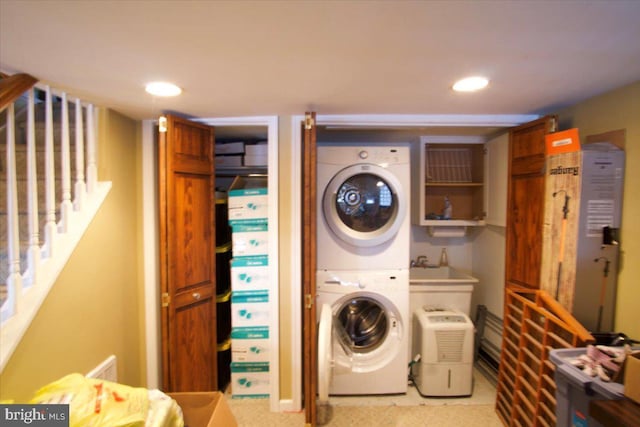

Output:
xmin=323 ymin=164 xmax=406 ymax=247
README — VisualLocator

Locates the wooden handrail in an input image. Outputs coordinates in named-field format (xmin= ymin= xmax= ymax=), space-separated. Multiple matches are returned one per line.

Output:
xmin=0 ymin=73 xmax=38 ymax=111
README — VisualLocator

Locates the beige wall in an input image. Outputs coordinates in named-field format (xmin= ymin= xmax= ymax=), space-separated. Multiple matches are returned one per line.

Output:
xmin=0 ymin=109 xmax=145 ymax=402
xmin=277 ymin=116 xmax=294 ymax=400
xmin=556 ymin=81 xmax=640 ymax=339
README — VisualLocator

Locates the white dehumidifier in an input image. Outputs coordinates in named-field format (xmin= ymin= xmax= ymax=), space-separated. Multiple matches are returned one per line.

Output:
xmin=412 ymin=308 xmax=474 ymax=397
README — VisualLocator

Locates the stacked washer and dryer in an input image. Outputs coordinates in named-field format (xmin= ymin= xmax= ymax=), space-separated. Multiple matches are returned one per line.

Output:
xmin=316 ymin=145 xmax=411 ymax=400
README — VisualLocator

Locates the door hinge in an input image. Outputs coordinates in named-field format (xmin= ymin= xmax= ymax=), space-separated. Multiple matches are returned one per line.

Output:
xmin=304 ymin=114 xmax=315 ymax=130
xmin=305 ymin=294 xmax=314 ymax=309
xmin=158 ymin=116 xmax=168 ymax=133
xmin=162 ymin=292 xmax=170 ymax=308
xmin=549 ymin=117 xmax=558 ymax=133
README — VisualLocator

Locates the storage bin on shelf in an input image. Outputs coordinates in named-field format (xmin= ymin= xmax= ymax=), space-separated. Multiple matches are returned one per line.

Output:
xmin=216 ymin=289 xmax=232 ymax=341
xmin=216 ymin=242 xmax=232 ymax=295
xmin=217 ymin=335 xmax=232 ymax=391
xmin=215 ymin=190 xmax=232 ymax=244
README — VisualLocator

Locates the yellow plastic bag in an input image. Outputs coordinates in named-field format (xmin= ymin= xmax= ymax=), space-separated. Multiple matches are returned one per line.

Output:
xmin=29 ymin=373 xmax=149 ymax=427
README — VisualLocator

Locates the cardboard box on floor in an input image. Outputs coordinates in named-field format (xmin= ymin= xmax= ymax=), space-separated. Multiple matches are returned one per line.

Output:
xmin=168 ymin=392 xmax=238 ymax=427
xmin=624 ymin=353 xmax=640 ymax=404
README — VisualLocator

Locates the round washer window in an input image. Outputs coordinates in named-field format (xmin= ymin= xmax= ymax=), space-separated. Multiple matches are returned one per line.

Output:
xmin=323 ymin=163 xmax=406 ymax=248
xmin=336 ymin=296 xmax=388 ymax=353
xmin=335 ymin=174 xmax=395 ymax=233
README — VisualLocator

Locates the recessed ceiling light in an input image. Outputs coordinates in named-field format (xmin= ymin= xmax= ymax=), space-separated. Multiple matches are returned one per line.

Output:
xmin=452 ymin=76 xmax=489 ymax=92
xmin=145 ymin=81 xmax=182 ymax=97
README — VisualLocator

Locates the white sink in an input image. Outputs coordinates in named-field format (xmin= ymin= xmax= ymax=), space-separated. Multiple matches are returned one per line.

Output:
xmin=410 ymin=266 xmax=478 ymax=284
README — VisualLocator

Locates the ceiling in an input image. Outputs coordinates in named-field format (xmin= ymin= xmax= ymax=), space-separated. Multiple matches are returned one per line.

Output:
xmin=2 ymin=1 xmax=640 ymax=121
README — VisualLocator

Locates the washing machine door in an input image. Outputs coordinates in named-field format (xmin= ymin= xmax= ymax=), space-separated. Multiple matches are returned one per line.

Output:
xmin=323 ymin=164 xmax=406 ymax=247
xmin=317 ymin=303 xmax=334 ymax=403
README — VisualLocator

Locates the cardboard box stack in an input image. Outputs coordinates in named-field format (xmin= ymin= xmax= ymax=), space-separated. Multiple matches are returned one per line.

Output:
xmin=215 ymin=141 xmax=245 ymax=167
xmin=228 ymin=176 xmax=270 ymax=398
xmin=215 ymin=141 xmax=267 ymax=167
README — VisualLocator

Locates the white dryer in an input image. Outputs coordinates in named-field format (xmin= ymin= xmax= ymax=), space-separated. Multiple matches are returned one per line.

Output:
xmin=316 ymin=269 xmax=408 ymax=398
xmin=317 ymin=145 xmax=410 ymax=271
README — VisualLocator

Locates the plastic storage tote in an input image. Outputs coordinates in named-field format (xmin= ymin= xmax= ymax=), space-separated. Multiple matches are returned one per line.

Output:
xmin=550 ymin=347 xmax=626 ymax=427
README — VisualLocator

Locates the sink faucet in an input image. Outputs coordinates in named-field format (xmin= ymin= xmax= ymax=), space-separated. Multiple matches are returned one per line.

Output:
xmin=411 ymin=255 xmax=429 ymax=268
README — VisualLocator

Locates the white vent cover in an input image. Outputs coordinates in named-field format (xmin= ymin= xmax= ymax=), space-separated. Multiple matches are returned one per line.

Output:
xmin=435 ymin=330 xmax=466 ymax=362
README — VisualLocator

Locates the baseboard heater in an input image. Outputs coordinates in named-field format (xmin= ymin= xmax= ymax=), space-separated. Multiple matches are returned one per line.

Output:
xmin=474 ymin=305 xmax=503 ymax=386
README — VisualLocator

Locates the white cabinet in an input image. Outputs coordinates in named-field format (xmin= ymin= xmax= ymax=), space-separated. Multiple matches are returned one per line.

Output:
xmin=412 ymin=137 xmax=486 ymax=228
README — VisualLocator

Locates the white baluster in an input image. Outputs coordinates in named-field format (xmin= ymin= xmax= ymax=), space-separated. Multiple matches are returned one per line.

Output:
xmin=74 ymin=99 xmax=86 ymax=210
xmin=59 ymin=93 xmax=73 ymax=232
xmin=3 ymin=104 xmax=23 ymax=322
xmin=26 ymin=89 xmax=40 ymax=286
xmin=43 ymin=86 xmax=57 ymax=258
xmin=86 ymin=104 xmax=97 ymax=194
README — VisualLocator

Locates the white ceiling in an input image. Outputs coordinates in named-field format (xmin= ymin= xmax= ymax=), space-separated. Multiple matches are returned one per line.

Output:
xmin=2 ymin=0 xmax=640 ymax=121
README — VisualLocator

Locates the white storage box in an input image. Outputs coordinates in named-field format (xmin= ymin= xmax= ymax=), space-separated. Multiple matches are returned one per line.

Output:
xmin=231 ymin=362 xmax=270 ymax=398
xmin=231 ymin=290 xmax=269 ymax=327
xmin=412 ymin=309 xmax=474 ymax=397
xmin=244 ymin=155 xmax=268 ymax=167
xmin=231 ymin=255 xmax=269 ymax=291
xmin=215 ymin=155 xmax=243 ymax=167
xmin=228 ymin=176 xmax=268 ymax=225
xmin=231 ymin=223 xmax=268 ymax=257
xmin=245 ymin=143 xmax=268 ymax=156
xmin=216 ymin=141 xmax=245 ymax=155
xmin=231 ymin=326 xmax=270 ymax=362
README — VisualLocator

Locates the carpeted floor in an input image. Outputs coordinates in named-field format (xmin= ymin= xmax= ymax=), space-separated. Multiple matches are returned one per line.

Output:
xmin=230 ymin=399 xmax=502 ymax=426
xmin=227 ymin=369 xmax=502 ymax=426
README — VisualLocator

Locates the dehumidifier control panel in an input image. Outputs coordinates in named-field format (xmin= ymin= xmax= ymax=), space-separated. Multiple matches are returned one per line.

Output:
xmin=427 ymin=315 xmax=467 ymax=323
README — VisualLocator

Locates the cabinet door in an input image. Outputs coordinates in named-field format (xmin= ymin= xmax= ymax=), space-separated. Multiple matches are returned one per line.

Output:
xmin=484 ymin=133 xmax=509 ymax=226
xmin=505 ymin=116 xmax=557 ymax=290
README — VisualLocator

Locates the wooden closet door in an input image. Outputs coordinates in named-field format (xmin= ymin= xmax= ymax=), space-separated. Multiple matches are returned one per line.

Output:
xmin=302 ymin=112 xmax=318 ymax=426
xmin=505 ymin=116 xmax=557 ymax=290
xmin=159 ymin=114 xmax=218 ymax=391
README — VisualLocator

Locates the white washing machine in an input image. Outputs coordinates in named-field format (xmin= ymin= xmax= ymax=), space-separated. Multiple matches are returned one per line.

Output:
xmin=316 ymin=269 xmax=409 ymax=398
xmin=317 ymin=145 xmax=410 ymax=271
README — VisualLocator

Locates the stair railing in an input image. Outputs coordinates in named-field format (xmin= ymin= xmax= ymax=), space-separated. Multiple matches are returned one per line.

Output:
xmin=1 ymin=74 xmax=111 ymax=371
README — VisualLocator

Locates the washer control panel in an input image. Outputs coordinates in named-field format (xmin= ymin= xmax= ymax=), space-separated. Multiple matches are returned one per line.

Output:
xmin=354 ymin=148 xmax=403 ymax=164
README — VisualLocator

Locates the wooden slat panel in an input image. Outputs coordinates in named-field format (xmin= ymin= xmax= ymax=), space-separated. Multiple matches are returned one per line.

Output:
xmin=496 ymin=288 xmax=594 ymax=427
